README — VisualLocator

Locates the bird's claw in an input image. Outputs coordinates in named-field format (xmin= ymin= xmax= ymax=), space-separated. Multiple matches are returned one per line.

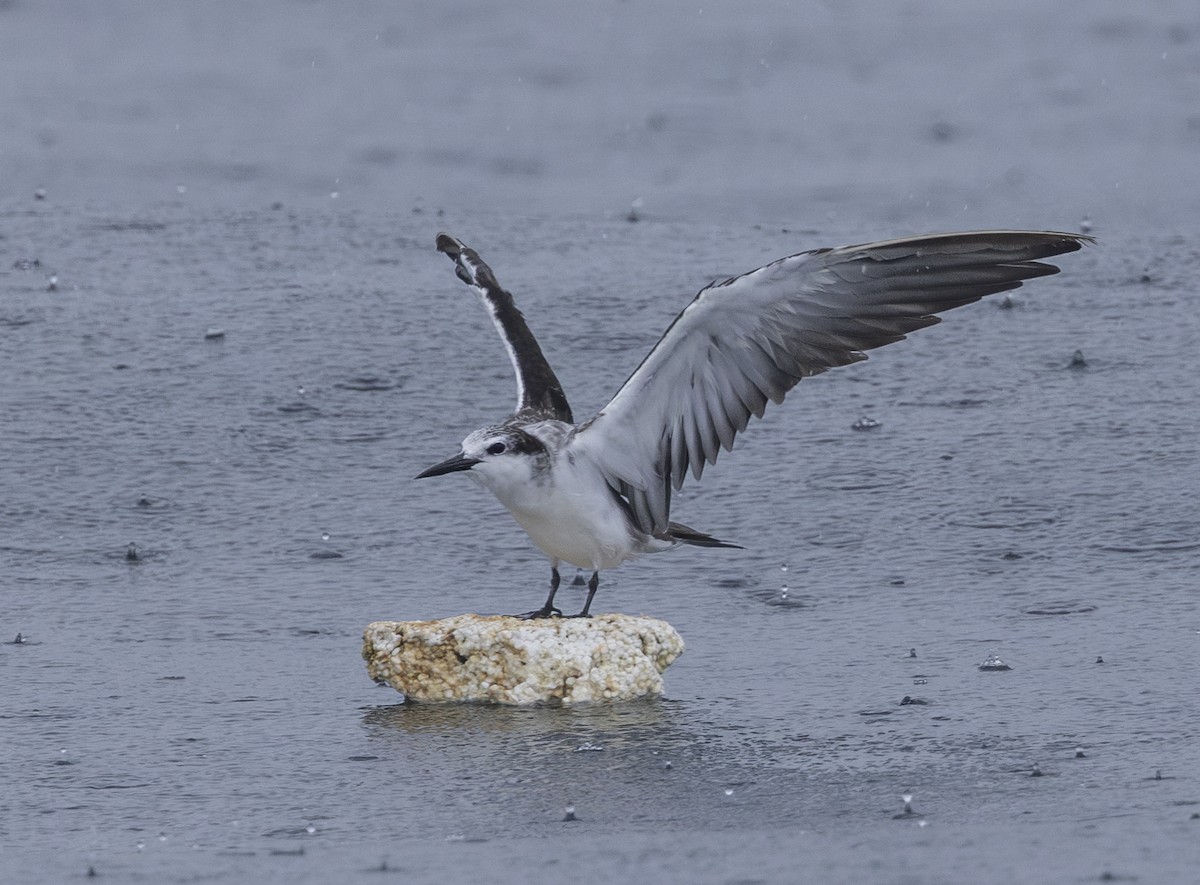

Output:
xmin=513 ymin=605 xmax=562 ymax=620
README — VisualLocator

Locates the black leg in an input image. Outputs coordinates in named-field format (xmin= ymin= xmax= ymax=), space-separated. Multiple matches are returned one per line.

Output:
xmin=513 ymin=566 xmax=563 ymax=619
xmin=568 ymin=571 xmax=600 ymax=618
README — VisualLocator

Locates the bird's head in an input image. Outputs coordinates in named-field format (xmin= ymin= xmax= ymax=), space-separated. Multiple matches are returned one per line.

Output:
xmin=415 ymin=425 xmax=549 ymax=494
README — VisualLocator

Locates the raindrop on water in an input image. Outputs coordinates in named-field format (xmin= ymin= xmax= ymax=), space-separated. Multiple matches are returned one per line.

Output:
xmin=892 ymin=793 xmax=919 ymax=819
xmin=851 ymin=415 xmax=881 ymax=431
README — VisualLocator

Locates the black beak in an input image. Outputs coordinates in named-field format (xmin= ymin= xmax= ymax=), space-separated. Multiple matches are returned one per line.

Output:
xmin=415 ymin=453 xmax=481 ymax=479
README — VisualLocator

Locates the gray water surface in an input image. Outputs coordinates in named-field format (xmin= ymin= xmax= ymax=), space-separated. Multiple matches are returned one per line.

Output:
xmin=3 ymin=2 xmax=1200 ymax=884
xmin=5 ymin=205 xmax=1198 ymax=884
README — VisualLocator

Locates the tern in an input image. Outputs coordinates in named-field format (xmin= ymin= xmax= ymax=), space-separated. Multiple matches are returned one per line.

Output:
xmin=418 ymin=230 xmax=1089 ymax=618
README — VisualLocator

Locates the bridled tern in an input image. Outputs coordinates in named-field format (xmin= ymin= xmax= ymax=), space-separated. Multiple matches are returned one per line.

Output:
xmin=418 ymin=230 xmax=1090 ymax=618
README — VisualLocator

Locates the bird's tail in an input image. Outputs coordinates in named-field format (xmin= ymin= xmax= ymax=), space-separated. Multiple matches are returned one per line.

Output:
xmin=667 ymin=521 xmax=743 ymax=549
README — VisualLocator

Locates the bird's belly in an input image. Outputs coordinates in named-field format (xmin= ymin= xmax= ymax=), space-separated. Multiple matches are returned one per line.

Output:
xmin=505 ymin=486 xmax=634 ymax=570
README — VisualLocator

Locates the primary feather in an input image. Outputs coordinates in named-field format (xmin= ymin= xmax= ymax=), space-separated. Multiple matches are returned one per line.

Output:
xmin=570 ymin=231 xmax=1091 ymax=537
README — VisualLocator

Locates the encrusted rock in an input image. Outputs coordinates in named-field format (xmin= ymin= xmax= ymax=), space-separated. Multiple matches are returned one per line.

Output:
xmin=362 ymin=613 xmax=684 ymax=705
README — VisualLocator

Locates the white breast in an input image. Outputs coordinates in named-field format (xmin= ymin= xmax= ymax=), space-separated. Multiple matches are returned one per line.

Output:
xmin=507 ymin=457 xmax=641 ymax=570
xmin=473 ymin=449 xmax=641 ymax=570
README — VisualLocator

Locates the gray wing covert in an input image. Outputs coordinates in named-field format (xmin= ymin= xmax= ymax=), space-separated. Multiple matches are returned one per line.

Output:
xmin=571 ymin=230 xmax=1091 ymax=537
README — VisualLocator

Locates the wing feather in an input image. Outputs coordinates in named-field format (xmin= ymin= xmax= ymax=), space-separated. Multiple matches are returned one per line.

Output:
xmin=436 ymin=233 xmax=573 ymax=422
xmin=571 ymin=230 xmax=1091 ymax=536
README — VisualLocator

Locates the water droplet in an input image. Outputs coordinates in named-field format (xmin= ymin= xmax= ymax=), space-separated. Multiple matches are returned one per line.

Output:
xmin=779 ymin=584 xmax=789 ymax=600
xmin=1030 ymin=763 xmax=1043 ymax=777
xmin=305 ymin=824 xmax=316 ymax=835
xmin=1079 ymin=214 xmax=1093 ymax=234
xmin=780 ymin=563 xmax=789 ymax=574
xmin=1075 ymin=747 xmax=1086 ymax=759
xmin=321 ymin=533 xmax=331 ymax=542
xmin=892 ymin=793 xmax=919 ymax=818
xmin=176 ymin=184 xmax=187 ymax=194
xmin=563 ymin=805 xmax=578 ymax=822
xmin=723 ymin=788 xmax=734 ymax=797
xmin=330 ymin=191 xmax=340 ymax=200
xmin=664 ymin=761 xmax=673 ymax=770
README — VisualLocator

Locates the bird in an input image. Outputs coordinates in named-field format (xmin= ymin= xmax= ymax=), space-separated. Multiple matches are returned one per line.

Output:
xmin=417 ymin=229 xmax=1090 ymax=618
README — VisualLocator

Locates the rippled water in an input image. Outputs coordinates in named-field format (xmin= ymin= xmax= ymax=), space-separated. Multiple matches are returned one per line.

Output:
xmin=4 ymin=1 xmax=1200 ymax=883
xmin=4 ymin=202 xmax=1199 ymax=882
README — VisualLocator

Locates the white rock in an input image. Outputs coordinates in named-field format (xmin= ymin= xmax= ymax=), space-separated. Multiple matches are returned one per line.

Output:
xmin=362 ymin=613 xmax=684 ymax=705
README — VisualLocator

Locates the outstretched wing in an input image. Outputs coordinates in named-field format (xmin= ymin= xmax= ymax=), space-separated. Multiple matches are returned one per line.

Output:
xmin=571 ymin=230 xmax=1091 ymax=537
xmin=436 ymin=233 xmax=573 ymax=422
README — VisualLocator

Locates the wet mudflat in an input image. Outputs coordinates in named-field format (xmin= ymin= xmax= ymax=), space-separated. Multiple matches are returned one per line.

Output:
xmin=3 ymin=2 xmax=1200 ymax=884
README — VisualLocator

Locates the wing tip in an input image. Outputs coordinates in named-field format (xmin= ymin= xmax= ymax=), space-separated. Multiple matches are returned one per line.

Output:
xmin=435 ymin=232 xmax=463 ymax=257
